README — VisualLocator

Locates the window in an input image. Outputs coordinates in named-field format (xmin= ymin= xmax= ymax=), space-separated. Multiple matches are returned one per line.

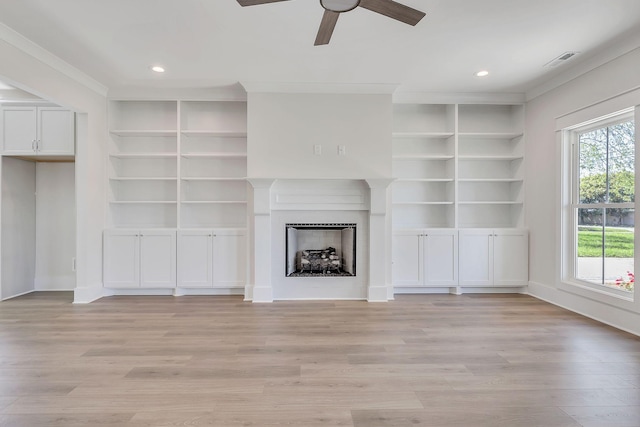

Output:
xmin=569 ymin=115 xmax=635 ymax=294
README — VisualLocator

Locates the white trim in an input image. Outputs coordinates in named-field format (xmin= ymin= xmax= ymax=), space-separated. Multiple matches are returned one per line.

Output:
xmin=528 ymin=280 xmax=640 ymax=337
xmin=0 ymin=23 xmax=108 ymax=97
xmin=392 ymin=91 xmax=525 ymax=105
xmin=73 ymin=285 xmax=104 ymax=303
xmin=0 ymin=289 xmax=36 ymax=301
xmin=556 ymin=89 xmax=640 ymax=130
xmin=557 ymin=109 xmax=637 ymax=308
xmin=241 ymin=81 xmax=398 ymax=94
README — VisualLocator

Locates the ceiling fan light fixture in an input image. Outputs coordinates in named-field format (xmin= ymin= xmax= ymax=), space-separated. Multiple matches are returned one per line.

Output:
xmin=320 ymin=0 xmax=360 ymax=13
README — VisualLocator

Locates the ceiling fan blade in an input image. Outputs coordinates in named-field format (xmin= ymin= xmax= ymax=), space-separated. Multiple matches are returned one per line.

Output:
xmin=358 ymin=0 xmax=425 ymax=26
xmin=314 ymin=10 xmax=340 ymax=46
xmin=236 ymin=0 xmax=290 ymax=6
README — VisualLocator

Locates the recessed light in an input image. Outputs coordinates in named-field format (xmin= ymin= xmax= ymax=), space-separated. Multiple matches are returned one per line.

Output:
xmin=151 ymin=66 xmax=165 ymax=73
xmin=476 ymin=70 xmax=489 ymax=77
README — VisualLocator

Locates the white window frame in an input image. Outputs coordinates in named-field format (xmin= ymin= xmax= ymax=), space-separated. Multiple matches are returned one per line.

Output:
xmin=559 ymin=107 xmax=638 ymax=308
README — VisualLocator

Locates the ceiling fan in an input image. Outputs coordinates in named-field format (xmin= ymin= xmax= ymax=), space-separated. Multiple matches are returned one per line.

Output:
xmin=236 ymin=0 xmax=426 ymax=46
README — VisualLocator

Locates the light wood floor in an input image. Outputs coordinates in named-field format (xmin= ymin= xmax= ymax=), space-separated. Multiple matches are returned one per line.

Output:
xmin=0 ymin=293 xmax=639 ymax=426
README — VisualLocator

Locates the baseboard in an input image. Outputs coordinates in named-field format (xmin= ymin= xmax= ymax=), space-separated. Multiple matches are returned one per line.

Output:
xmin=1 ymin=289 xmax=36 ymax=301
xmin=73 ymin=286 xmax=104 ymax=303
xmin=367 ymin=285 xmax=390 ymax=302
xmin=394 ymin=286 xmax=527 ymax=295
xmin=527 ymin=280 xmax=640 ymax=337
xmin=174 ymin=287 xmax=244 ymax=296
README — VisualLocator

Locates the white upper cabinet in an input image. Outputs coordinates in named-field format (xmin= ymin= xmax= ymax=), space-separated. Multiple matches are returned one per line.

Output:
xmin=1 ymin=106 xmax=75 ymax=155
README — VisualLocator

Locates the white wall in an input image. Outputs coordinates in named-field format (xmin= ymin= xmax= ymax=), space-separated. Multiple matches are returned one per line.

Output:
xmin=248 ymin=93 xmax=392 ymax=179
xmin=1 ymin=157 xmax=36 ymax=300
xmin=526 ymin=47 xmax=640 ymax=335
xmin=35 ymin=162 xmax=75 ymax=290
xmin=0 ymin=33 xmax=107 ymax=303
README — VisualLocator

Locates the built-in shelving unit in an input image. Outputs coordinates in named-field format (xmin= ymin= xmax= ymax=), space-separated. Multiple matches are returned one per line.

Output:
xmin=392 ymin=103 xmax=524 ymax=229
xmin=107 ymin=100 xmax=248 ymax=229
xmin=392 ymin=104 xmax=456 ymax=229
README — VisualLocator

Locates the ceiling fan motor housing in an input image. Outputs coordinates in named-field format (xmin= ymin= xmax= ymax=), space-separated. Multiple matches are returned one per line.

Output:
xmin=320 ymin=0 xmax=361 ymax=13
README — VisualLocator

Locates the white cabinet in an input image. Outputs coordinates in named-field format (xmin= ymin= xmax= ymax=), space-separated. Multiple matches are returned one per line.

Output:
xmin=458 ymin=229 xmax=528 ymax=287
xmin=177 ymin=229 xmax=246 ymax=288
xmin=392 ymin=229 xmax=458 ymax=287
xmin=1 ymin=106 xmax=74 ymax=155
xmin=103 ymin=230 xmax=176 ymax=288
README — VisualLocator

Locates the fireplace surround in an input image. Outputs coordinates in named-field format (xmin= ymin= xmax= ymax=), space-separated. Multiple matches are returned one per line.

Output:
xmin=247 ymin=178 xmax=393 ymax=302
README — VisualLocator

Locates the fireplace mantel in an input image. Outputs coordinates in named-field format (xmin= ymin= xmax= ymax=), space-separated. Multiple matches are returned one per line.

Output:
xmin=246 ymin=178 xmax=393 ymax=302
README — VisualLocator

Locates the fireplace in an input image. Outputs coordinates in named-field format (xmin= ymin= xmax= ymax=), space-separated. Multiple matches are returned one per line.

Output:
xmin=247 ymin=178 xmax=393 ymax=302
xmin=285 ymin=223 xmax=356 ymax=277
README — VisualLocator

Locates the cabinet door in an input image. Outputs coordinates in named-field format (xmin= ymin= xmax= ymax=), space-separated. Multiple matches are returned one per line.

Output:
xmin=103 ymin=230 xmax=139 ymax=288
xmin=140 ymin=230 xmax=176 ymax=288
xmin=494 ymin=229 xmax=528 ymax=286
xmin=37 ymin=108 xmax=75 ymax=155
xmin=177 ymin=230 xmax=213 ymax=288
xmin=212 ymin=230 xmax=246 ymax=287
xmin=459 ymin=229 xmax=493 ymax=286
xmin=424 ymin=230 xmax=458 ymax=286
xmin=1 ymin=107 xmax=37 ymax=154
xmin=392 ymin=231 xmax=423 ymax=287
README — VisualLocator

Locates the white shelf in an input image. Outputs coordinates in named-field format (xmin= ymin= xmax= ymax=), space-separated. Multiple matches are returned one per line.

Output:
xmin=458 ymin=155 xmax=523 ymax=161
xmin=110 ymin=130 xmax=178 ymax=137
xmin=395 ymin=178 xmax=454 ymax=182
xmin=392 ymin=102 xmax=525 ymax=229
xmin=182 ymin=201 xmax=248 ymax=205
xmin=108 ymin=99 xmax=248 ymax=229
xmin=393 ymin=155 xmax=455 ymax=160
xmin=110 ymin=153 xmax=178 ymax=159
xmin=392 ymin=132 xmax=455 ymax=138
xmin=110 ymin=177 xmax=176 ymax=181
xmin=181 ymin=130 xmax=247 ymax=137
xmin=458 ymin=132 xmax=523 ymax=139
xmin=459 ymin=201 xmax=523 ymax=205
xmin=459 ymin=178 xmax=523 ymax=182
xmin=110 ymin=201 xmax=177 ymax=204
xmin=181 ymin=153 xmax=247 ymax=158
xmin=180 ymin=177 xmax=247 ymax=181
xmin=393 ymin=201 xmax=454 ymax=205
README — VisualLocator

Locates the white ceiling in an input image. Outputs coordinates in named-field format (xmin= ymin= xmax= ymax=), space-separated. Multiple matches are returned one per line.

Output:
xmin=1 ymin=0 xmax=640 ymax=97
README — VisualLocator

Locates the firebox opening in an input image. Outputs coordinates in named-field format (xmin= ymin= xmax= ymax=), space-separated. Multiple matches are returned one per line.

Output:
xmin=285 ymin=223 xmax=356 ymax=277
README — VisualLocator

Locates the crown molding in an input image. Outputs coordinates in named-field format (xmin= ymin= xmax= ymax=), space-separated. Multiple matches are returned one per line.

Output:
xmin=241 ymin=81 xmax=398 ymax=95
xmin=0 ymin=23 xmax=108 ymax=97
xmin=392 ymin=91 xmax=525 ymax=105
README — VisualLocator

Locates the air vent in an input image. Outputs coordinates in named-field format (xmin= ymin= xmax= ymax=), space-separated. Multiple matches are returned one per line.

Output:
xmin=545 ymin=51 xmax=580 ymax=68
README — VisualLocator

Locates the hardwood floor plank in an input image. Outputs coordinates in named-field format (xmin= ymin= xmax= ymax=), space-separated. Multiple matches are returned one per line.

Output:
xmin=1 ymin=292 xmax=639 ymax=426
xmin=351 ymin=407 xmax=581 ymax=427
xmin=0 ymin=413 xmax=134 ymax=427
xmin=129 ymin=409 xmax=354 ymax=426
xmin=416 ymin=389 xmax=629 ymax=408
xmin=560 ymin=406 xmax=640 ymax=427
